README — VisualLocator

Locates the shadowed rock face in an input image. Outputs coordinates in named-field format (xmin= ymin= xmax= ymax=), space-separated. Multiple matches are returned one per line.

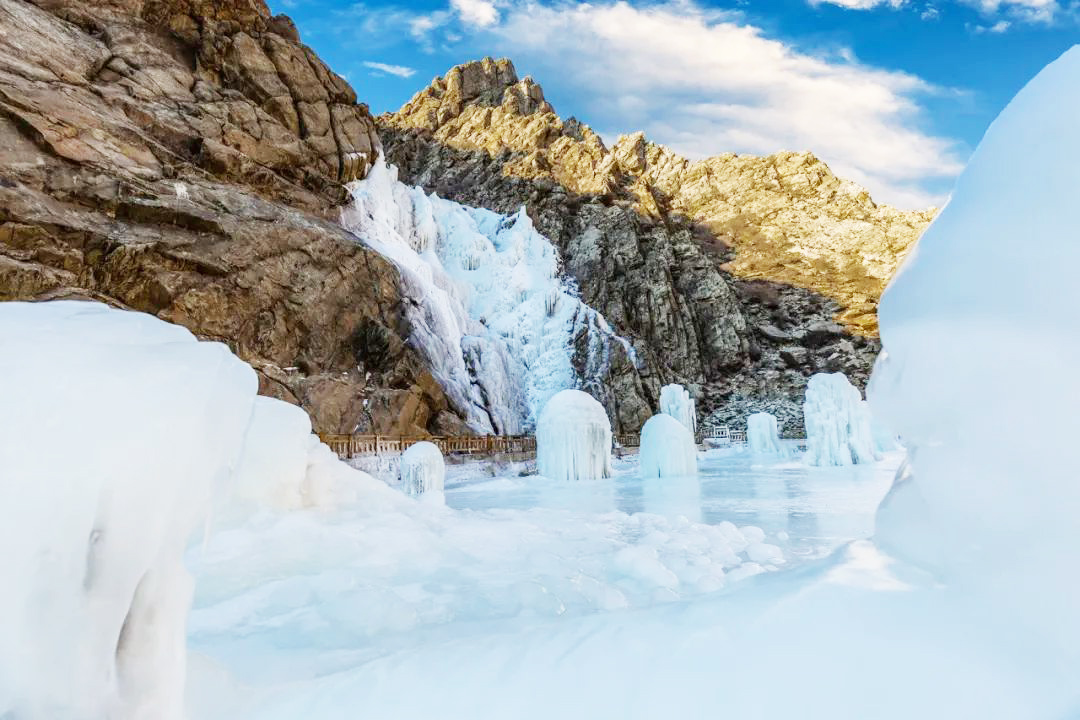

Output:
xmin=0 ymin=0 xmax=468 ymax=436
xmin=380 ymin=57 xmax=926 ymax=432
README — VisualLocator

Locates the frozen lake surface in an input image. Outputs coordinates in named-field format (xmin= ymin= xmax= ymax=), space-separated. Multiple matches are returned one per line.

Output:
xmin=448 ymin=444 xmax=902 ymax=562
xmin=186 ymin=444 xmax=904 ymax=716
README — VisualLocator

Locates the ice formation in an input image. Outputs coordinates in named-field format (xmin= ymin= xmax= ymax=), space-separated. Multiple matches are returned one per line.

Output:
xmin=233 ymin=397 xmax=314 ymax=510
xmin=803 ymin=373 xmax=880 ymax=467
xmin=341 ymin=162 xmax=635 ymax=433
xmin=400 ymin=441 xmax=446 ymax=502
xmin=0 ymin=301 xmax=257 ymax=720
xmin=659 ymin=384 xmax=696 ymax=433
xmin=231 ymin=397 xmax=380 ymax=511
xmin=747 ymin=412 xmax=783 ymax=454
xmin=537 ymin=389 xmax=613 ymax=481
xmin=639 ymin=414 xmax=698 ymax=478
xmin=872 ymin=45 xmax=1080 ymax=634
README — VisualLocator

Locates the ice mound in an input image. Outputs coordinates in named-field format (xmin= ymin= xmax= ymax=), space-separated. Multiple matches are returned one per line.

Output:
xmin=872 ymin=45 xmax=1080 ymax=643
xmin=803 ymin=373 xmax=879 ymax=467
xmin=659 ymin=384 xmax=696 ymax=433
xmin=537 ymin=389 xmax=613 ymax=481
xmin=639 ymin=414 xmax=698 ymax=478
xmin=234 ymin=397 xmax=314 ymax=510
xmin=400 ymin=441 xmax=446 ymax=503
xmin=747 ymin=412 xmax=783 ymax=454
xmin=0 ymin=301 xmax=257 ymax=720
xmin=342 ymin=162 xmax=635 ymax=434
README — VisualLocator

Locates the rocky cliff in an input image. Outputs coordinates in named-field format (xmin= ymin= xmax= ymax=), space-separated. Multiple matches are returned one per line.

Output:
xmin=380 ymin=58 xmax=935 ymax=432
xmin=0 ymin=0 xmax=468 ymax=436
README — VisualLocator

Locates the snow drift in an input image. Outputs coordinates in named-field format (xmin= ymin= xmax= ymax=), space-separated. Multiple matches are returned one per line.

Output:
xmin=537 ymin=390 xmax=613 ymax=481
xmin=0 ymin=301 xmax=257 ymax=720
xmin=400 ymin=441 xmax=446 ymax=503
xmin=747 ymin=412 xmax=783 ymax=455
xmin=342 ymin=162 xmax=635 ymax=434
xmin=803 ymin=373 xmax=879 ymax=467
xmin=659 ymin=384 xmax=696 ymax=434
xmin=639 ymin=414 xmax=698 ymax=478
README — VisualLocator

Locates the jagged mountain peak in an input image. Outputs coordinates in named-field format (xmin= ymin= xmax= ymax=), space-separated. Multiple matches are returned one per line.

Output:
xmin=396 ymin=56 xmax=555 ymax=131
xmin=382 ymin=58 xmax=933 ymax=336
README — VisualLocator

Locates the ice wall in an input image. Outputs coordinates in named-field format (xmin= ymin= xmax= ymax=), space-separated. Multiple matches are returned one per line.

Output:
xmin=342 ymin=163 xmax=636 ymax=434
xmin=537 ymin=390 xmax=613 ymax=481
xmin=871 ymin=46 xmax=1080 ymax=652
xmin=747 ymin=412 xmax=783 ymax=455
xmin=803 ymin=373 xmax=879 ymax=467
xmin=640 ymin=414 xmax=698 ymax=478
xmin=400 ymin=442 xmax=446 ymax=503
xmin=659 ymin=384 xmax=696 ymax=434
xmin=0 ymin=302 xmax=257 ymax=720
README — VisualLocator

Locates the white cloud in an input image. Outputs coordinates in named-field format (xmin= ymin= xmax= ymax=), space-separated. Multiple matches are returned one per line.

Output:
xmin=451 ymin=0 xmax=500 ymax=26
xmin=485 ymin=1 xmax=962 ymax=208
xmin=810 ymin=0 xmax=905 ymax=10
xmin=363 ymin=61 xmax=417 ymax=78
xmin=972 ymin=18 xmax=1013 ymax=29
xmin=963 ymin=0 xmax=1059 ymax=22
xmin=808 ymin=0 xmax=1061 ymax=25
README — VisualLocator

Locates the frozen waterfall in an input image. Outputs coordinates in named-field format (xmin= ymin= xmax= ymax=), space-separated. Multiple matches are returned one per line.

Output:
xmin=342 ymin=162 xmax=635 ymax=434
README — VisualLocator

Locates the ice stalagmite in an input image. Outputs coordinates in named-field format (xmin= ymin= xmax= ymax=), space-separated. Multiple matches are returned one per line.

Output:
xmin=639 ymin=414 xmax=698 ymax=478
xmin=803 ymin=373 xmax=879 ymax=467
xmin=400 ymin=442 xmax=447 ymax=503
xmin=747 ymin=412 xmax=783 ymax=455
xmin=537 ymin=390 xmax=613 ymax=481
xmin=0 ymin=302 xmax=257 ymax=720
xmin=659 ymin=384 xmax=697 ymax=434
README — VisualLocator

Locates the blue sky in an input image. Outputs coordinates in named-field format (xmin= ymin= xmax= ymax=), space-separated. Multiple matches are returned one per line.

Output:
xmin=269 ymin=0 xmax=1077 ymax=208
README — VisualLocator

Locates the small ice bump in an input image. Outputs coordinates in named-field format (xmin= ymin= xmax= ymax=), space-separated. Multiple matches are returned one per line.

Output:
xmin=746 ymin=542 xmax=785 ymax=566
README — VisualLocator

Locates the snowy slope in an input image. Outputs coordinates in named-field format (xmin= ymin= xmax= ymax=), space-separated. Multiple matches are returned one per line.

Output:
xmin=341 ymin=163 xmax=635 ymax=434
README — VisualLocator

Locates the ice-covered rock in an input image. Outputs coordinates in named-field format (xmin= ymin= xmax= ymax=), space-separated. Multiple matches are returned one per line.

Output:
xmin=342 ymin=162 xmax=636 ymax=434
xmin=639 ymin=414 xmax=698 ymax=478
xmin=0 ymin=301 xmax=257 ymax=720
xmin=537 ymin=390 xmax=613 ymax=481
xmin=400 ymin=442 xmax=447 ymax=503
xmin=747 ymin=412 xmax=783 ymax=455
xmin=659 ymin=384 xmax=697 ymax=434
xmin=803 ymin=373 xmax=880 ymax=467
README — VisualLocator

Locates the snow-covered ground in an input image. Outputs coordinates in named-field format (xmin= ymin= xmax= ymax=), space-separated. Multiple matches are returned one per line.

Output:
xmin=185 ymin=444 xmax=902 ymax=716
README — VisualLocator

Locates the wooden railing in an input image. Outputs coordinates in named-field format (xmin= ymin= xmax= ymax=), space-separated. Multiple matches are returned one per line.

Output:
xmin=318 ymin=434 xmax=537 ymax=460
xmin=320 ymin=427 xmax=787 ymax=461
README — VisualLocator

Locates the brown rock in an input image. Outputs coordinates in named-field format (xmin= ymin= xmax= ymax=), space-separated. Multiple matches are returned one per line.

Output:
xmin=0 ymin=0 xmax=467 ymax=436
